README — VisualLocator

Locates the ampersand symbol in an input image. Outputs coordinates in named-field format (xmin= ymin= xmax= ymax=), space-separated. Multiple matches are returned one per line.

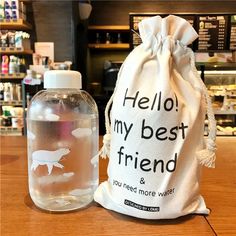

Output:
xmin=140 ymin=177 xmax=145 ymax=184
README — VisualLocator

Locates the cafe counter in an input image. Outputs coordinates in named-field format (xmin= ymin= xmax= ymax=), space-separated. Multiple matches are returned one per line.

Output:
xmin=0 ymin=136 xmax=235 ymax=235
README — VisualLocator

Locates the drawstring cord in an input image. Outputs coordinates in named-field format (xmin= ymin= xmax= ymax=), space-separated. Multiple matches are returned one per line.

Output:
xmin=187 ymin=48 xmax=217 ymax=168
xmin=98 ymin=91 xmax=114 ymax=159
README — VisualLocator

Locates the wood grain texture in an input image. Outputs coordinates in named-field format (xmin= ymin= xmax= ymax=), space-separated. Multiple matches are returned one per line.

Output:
xmin=0 ymin=136 xmax=235 ymax=235
xmin=201 ymin=137 xmax=236 ymax=236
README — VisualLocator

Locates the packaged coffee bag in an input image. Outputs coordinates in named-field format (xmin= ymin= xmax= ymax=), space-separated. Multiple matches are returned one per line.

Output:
xmin=94 ymin=15 xmax=216 ymax=219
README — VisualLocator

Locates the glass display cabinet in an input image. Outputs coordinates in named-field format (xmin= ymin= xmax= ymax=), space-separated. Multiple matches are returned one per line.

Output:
xmin=198 ymin=63 xmax=236 ymax=136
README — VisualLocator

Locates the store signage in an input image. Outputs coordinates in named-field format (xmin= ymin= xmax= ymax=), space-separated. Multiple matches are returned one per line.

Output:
xmin=197 ymin=15 xmax=228 ymax=51
xmin=129 ymin=13 xmax=234 ymax=52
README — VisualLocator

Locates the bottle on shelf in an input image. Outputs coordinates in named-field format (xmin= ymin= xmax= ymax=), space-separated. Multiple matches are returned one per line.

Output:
xmin=0 ymin=31 xmax=8 ymax=47
xmin=0 ymin=83 xmax=4 ymax=100
xmin=1 ymin=106 xmax=12 ymax=127
xmin=117 ymin=33 xmax=122 ymax=43
xmin=8 ymin=31 xmax=15 ymax=47
xmin=3 ymin=83 xmax=11 ymax=101
xmin=19 ymin=58 xmax=26 ymax=73
xmin=9 ymin=55 xmax=16 ymax=74
xmin=16 ymin=84 xmax=21 ymax=101
xmin=95 ymin=32 xmax=101 ymax=44
xmin=105 ymin=32 xmax=111 ymax=44
xmin=2 ymin=117 xmax=12 ymax=127
xmin=16 ymin=57 xmax=21 ymax=73
xmin=1 ymin=55 xmax=9 ymax=74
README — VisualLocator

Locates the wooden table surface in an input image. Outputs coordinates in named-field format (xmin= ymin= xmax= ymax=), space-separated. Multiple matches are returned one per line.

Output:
xmin=0 ymin=136 xmax=235 ymax=236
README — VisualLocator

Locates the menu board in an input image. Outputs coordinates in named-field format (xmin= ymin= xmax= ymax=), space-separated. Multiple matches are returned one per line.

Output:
xmin=129 ymin=14 xmax=233 ymax=51
xmin=197 ymin=15 xmax=228 ymax=51
xmin=129 ymin=14 xmax=194 ymax=49
xmin=230 ymin=15 xmax=236 ymax=50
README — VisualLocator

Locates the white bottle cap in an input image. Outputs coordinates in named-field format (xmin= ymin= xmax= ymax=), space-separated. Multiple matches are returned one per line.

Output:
xmin=44 ymin=70 xmax=82 ymax=89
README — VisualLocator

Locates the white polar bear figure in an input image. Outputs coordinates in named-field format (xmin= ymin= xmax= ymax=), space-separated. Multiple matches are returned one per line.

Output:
xmin=31 ymin=148 xmax=70 ymax=175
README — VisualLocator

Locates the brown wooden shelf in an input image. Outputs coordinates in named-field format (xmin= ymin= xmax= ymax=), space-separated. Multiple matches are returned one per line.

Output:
xmin=0 ymin=115 xmax=22 ymax=119
xmin=0 ymin=126 xmax=23 ymax=130
xmin=0 ymin=73 xmax=25 ymax=80
xmin=0 ymin=19 xmax=32 ymax=30
xmin=0 ymin=126 xmax=23 ymax=136
xmin=214 ymin=109 xmax=236 ymax=115
xmin=0 ymin=100 xmax=23 ymax=106
xmin=88 ymin=25 xmax=129 ymax=31
xmin=88 ymin=43 xmax=130 ymax=50
xmin=0 ymin=47 xmax=33 ymax=54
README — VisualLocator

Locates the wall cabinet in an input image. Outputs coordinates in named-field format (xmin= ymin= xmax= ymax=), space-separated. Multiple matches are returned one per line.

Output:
xmin=0 ymin=19 xmax=32 ymax=30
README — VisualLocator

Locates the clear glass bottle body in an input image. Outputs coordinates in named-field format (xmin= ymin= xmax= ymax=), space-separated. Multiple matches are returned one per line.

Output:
xmin=27 ymin=89 xmax=99 ymax=212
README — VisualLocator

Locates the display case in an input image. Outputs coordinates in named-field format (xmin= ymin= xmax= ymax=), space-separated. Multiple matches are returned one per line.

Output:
xmin=199 ymin=63 xmax=236 ymax=136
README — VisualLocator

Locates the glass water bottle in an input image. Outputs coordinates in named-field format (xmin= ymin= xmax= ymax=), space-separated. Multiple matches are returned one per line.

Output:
xmin=27 ymin=70 xmax=99 ymax=212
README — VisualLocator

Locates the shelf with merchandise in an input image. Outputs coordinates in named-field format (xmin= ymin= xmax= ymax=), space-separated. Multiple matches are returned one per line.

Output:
xmin=0 ymin=7 xmax=33 ymax=136
xmin=0 ymin=47 xmax=33 ymax=54
xmin=88 ymin=25 xmax=130 ymax=50
xmin=0 ymin=100 xmax=23 ymax=106
xmin=196 ymin=62 xmax=236 ymax=70
xmin=0 ymin=73 xmax=25 ymax=80
xmin=0 ymin=114 xmax=22 ymax=118
xmin=88 ymin=43 xmax=130 ymax=50
xmin=0 ymin=19 xmax=32 ymax=30
xmin=88 ymin=25 xmax=129 ymax=30
xmin=0 ymin=126 xmax=23 ymax=136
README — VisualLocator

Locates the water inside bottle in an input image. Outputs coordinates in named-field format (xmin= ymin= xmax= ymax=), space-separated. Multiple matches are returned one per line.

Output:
xmin=27 ymin=115 xmax=99 ymax=212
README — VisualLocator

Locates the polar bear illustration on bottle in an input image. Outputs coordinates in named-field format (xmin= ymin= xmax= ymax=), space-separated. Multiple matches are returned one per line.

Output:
xmin=31 ymin=148 xmax=70 ymax=175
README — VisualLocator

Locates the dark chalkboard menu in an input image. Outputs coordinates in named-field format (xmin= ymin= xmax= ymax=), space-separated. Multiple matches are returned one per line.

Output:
xmin=230 ymin=15 xmax=236 ymax=50
xmin=129 ymin=13 xmax=235 ymax=52
xmin=197 ymin=15 xmax=228 ymax=51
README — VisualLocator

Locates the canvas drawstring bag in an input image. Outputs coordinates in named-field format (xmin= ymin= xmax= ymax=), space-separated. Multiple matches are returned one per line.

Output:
xmin=94 ymin=15 xmax=216 ymax=219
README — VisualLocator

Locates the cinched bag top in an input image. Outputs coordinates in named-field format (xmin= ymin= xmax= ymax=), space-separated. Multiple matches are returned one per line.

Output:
xmin=138 ymin=15 xmax=199 ymax=51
